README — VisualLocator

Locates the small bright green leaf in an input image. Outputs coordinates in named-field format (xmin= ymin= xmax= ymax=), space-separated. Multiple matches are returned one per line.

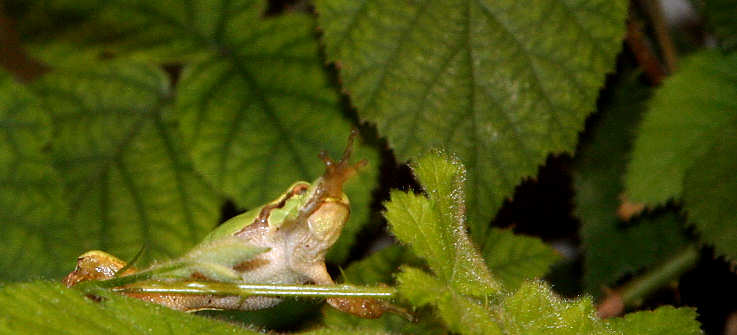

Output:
xmin=482 ymin=228 xmax=561 ymax=290
xmin=494 ymin=281 xmax=614 ymax=335
xmin=0 ymin=281 xmax=259 ymax=334
xmin=573 ymin=74 xmax=690 ymax=291
xmin=609 ymin=306 xmax=703 ymax=335
xmin=397 ymin=267 xmax=502 ymax=335
xmin=317 ymin=0 xmax=628 ymax=244
xmin=625 ymin=50 xmax=737 ymax=206
xmin=384 ymin=152 xmax=500 ymax=296
xmin=33 ymin=60 xmax=221 ymax=265
xmin=701 ymin=0 xmax=737 ymax=51
xmin=387 ymin=152 xmax=640 ymax=334
xmin=92 ymin=0 xmax=379 ymax=263
xmin=683 ymin=123 xmax=737 ymax=261
xmin=0 ymin=73 xmax=78 ymax=281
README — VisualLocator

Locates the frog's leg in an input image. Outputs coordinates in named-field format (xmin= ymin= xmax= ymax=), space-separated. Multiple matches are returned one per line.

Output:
xmin=305 ymin=264 xmax=388 ymax=319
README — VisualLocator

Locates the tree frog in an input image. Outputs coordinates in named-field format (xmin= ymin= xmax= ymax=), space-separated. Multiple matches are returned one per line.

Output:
xmin=63 ymin=130 xmax=388 ymax=318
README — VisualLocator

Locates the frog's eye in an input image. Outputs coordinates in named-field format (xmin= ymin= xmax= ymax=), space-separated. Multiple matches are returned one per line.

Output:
xmin=292 ymin=184 xmax=309 ymax=195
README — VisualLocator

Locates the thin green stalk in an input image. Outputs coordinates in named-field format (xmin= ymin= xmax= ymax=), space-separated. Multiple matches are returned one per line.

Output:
xmin=620 ymin=244 xmax=699 ymax=305
xmin=598 ymin=244 xmax=699 ymax=318
xmin=110 ymin=281 xmax=396 ymax=299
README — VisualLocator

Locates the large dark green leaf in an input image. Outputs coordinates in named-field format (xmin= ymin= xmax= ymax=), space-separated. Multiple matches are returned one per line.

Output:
xmin=624 ymin=50 xmax=737 ymax=207
xmin=683 ymin=123 xmax=737 ymax=261
xmin=88 ymin=0 xmax=379 ymax=262
xmin=317 ymin=0 xmax=628 ymax=244
xmin=32 ymin=60 xmax=222 ymax=265
xmin=0 ymin=73 xmax=77 ymax=281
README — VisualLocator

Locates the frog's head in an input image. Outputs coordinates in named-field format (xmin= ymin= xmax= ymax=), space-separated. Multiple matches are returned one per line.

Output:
xmin=62 ymin=250 xmax=135 ymax=287
xmin=297 ymin=130 xmax=366 ymax=250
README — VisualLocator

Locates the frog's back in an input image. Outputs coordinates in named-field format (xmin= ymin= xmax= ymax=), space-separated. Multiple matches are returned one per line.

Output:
xmin=201 ymin=206 xmax=262 ymax=243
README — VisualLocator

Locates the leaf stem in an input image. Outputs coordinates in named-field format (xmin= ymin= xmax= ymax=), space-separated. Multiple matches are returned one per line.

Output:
xmin=110 ymin=281 xmax=396 ymax=299
xmin=620 ymin=244 xmax=698 ymax=304
xmin=638 ymin=0 xmax=678 ymax=72
xmin=0 ymin=4 xmax=49 ymax=82
xmin=597 ymin=244 xmax=699 ymax=318
xmin=625 ymin=19 xmax=666 ymax=85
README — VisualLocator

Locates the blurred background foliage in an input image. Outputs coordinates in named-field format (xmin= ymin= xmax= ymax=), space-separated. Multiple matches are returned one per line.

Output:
xmin=0 ymin=0 xmax=735 ymax=333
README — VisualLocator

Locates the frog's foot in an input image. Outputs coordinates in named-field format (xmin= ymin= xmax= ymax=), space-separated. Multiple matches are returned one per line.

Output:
xmin=318 ymin=129 xmax=368 ymax=199
xmin=327 ymin=297 xmax=387 ymax=319
xmin=63 ymin=250 xmax=136 ymax=287
xmin=327 ymin=297 xmax=416 ymax=321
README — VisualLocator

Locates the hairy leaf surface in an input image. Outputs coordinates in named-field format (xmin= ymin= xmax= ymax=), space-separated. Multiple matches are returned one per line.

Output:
xmin=385 ymin=152 xmax=500 ymax=296
xmin=0 ymin=281 xmax=259 ymax=334
xmin=494 ymin=281 xmax=613 ymax=335
xmin=398 ymin=267 xmax=502 ymax=335
xmin=609 ymin=306 xmax=703 ymax=335
xmin=317 ymin=0 xmax=628 ymax=244
xmin=386 ymin=152 xmax=632 ymax=334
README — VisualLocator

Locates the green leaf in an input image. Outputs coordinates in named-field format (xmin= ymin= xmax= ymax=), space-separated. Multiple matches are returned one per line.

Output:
xmin=384 ymin=151 xmax=500 ymax=296
xmin=701 ymin=0 xmax=737 ymax=51
xmin=609 ymin=306 xmax=703 ymax=335
xmin=200 ymin=300 xmax=322 ymax=332
xmin=573 ymin=74 xmax=690 ymax=291
xmin=482 ymin=228 xmax=561 ymax=290
xmin=0 ymin=281 xmax=260 ymax=334
xmin=338 ymin=245 xmax=421 ymax=286
xmin=398 ymin=269 xmax=618 ymax=335
xmin=397 ymin=267 xmax=502 ymax=335
xmin=317 ymin=0 xmax=628 ymax=244
xmin=0 ymin=73 xmax=78 ymax=281
xmin=494 ymin=281 xmax=614 ymax=335
xmin=91 ymin=0 xmax=379 ymax=263
xmin=683 ymin=123 xmax=737 ymax=261
xmin=625 ymin=50 xmax=737 ymax=206
xmin=298 ymin=327 xmax=390 ymax=335
xmin=33 ymin=59 xmax=221 ymax=265
xmin=386 ymin=152 xmax=652 ymax=334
